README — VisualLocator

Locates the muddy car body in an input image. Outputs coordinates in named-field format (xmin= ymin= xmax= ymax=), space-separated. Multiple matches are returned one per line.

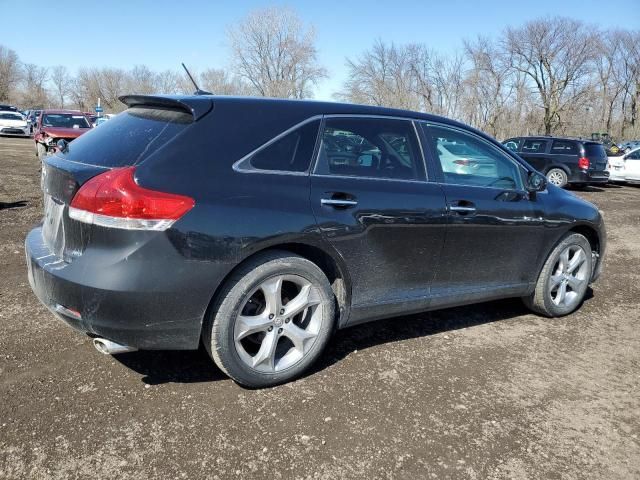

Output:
xmin=26 ymin=95 xmax=606 ymax=387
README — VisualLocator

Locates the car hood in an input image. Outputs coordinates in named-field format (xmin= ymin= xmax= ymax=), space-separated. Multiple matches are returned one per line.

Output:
xmin=0 ymin=119 xmax=28 ymax=128
xmin=41 ymin=127 xmax=90 ymax=138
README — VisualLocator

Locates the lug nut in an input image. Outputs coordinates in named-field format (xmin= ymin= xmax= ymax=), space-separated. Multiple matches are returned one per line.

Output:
xmin=269 ymin=314 xmax=274 ymax=319
xmin=267 ymin=326 xmax=273 ymax=332
xmin=278 ymin=328 xmax=283 ymax=334
xmin=285 ymin=318 xmax=290 ymax=323
xmin=279 ymin=309 xmax=285 ymax=315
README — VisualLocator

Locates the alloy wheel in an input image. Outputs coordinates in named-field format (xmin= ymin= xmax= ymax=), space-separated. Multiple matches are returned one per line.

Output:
xmin=233 ymin=274 xmax=323 ymax=373
xmin=548 ymin=245 xmax=589 ymax=309
xmin=547 ymin=170 xmax=566 ymax=186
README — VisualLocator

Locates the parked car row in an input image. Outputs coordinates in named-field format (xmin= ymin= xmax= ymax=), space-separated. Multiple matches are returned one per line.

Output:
xmin=503 ymin=136 xmax=609 ymax=188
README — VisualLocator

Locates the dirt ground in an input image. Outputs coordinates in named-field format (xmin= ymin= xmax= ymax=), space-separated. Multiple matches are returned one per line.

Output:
xmin=0 ymin=135 xmax=638 ymax=480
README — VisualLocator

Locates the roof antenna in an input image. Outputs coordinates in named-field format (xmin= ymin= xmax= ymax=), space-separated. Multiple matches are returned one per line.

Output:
xmin=181 ymin=63 xmax=212 ymax=95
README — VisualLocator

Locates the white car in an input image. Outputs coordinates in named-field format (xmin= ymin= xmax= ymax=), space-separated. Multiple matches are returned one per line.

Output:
xmin=607 ymin=148 xmax=640 ymax=183
xmin=0 ymin=111 xmax=30 ymax=137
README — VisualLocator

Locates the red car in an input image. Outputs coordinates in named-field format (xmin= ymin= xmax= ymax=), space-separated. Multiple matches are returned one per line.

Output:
xmin=34 ymin=110 xmax=92 ymax=159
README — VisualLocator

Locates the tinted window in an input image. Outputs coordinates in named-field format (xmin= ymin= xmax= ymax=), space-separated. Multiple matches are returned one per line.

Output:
xmin=551 ymin=140 xmax=578 ymax=155
xmin=584 ymin=143 xmax=606 ymax=159
xmin=627 ymin=150 xmax=640 ymax=160
xmin=522 ymin=139 xmax=548 ymax=153
xmin=427 ymin=125 xmax=524 ymax=190
xmin=315 ymin=117 xmax=423 ymax=180
xmin=60 ymin=107 xmax=192 ymax=167
xmin=249 ymin=120 xmax=320 ymax=172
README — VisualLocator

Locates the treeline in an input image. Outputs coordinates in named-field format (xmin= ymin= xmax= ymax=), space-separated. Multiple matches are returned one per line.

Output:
xmin=0 ymin=8 xmax=638 ymax=140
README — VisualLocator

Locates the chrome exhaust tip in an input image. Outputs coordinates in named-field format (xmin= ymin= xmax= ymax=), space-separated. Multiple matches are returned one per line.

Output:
xmin=92 ymin=338 xmax=137 ymax=355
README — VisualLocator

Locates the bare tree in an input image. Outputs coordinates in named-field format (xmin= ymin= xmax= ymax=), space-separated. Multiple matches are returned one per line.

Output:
xmin=50 ymin=65 xmax=71 ymax=108
xmin=20 ymin=64 xmax=49 ymax=108
xmin=0 ymin=45 xmax=22 ymax=103
xmin=199 ymin=68 xmax=250 ymax=95
xmin=228 ymin=7 xmax=326 ymax=98
xmin=339 ymin=40 xmax=421 ymax=110
xmin=128 ymin=65 xmax=157 ymax=94
xmin=503 ymin=17 xmax=597 ymax=135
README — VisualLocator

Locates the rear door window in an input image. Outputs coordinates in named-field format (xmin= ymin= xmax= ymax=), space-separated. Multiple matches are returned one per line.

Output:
xmin=551 ymin=140 xmax=578 ymax=155
xmin=314 ymin=117 xmax=424 ymax=180
xmin=521 ymin=139 xmax=548 ymax=154
xmin=60 ymin=107 xmax=192 ymax=167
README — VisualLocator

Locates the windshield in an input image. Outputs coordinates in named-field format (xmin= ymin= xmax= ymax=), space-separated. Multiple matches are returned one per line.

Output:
xmin=42 ymin=113 xmax=90 ymax=129
xmin=0 ymin=113 xmax=23 ymax=120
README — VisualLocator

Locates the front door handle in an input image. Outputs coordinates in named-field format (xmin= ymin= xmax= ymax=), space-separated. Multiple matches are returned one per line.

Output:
xmin=448 ymin=201 xmax=476 ymax=215
xmin=321 ymin=198 xmax=358 ymax=208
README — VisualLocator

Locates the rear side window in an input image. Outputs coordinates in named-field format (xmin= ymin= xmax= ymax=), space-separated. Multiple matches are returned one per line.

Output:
xmin=584 ymin=143 xmax=607 ymax=159
xmin=522 ymin=139 xmax=547 ymax=153
xmin=60 ymin=107 xmax=192 ymax=167
xmin=551 ymin=140 xmax=578 ymax=155
xmin=248 ymin=119 xmax=320 ymax=172
xmin=314 ymin=117 xmax=424 ymax=180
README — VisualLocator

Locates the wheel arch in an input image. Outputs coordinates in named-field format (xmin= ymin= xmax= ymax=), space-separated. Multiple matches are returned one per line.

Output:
xmin=569 ymin=224 xmax=601 ymax=256
xmin=545 ymin=164 xmax=571 ymax=176
xmin=201 ymin=241 xmax=353 ymax=343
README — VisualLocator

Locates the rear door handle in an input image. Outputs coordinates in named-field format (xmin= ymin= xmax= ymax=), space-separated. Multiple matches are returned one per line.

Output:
xmin=321 ymin=198 xmax=358 ymax=208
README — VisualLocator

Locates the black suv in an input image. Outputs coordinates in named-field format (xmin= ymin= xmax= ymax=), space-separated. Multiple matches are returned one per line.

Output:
xmin=503 ymin=136 xmax=609 ymax=188
xmin=26 ymin=95 xmax=606 ymax=387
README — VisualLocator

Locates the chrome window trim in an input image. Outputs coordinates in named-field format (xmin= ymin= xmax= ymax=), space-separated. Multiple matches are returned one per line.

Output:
xmin=232 ymin=115 xmax=323 ymax=176
xmin=422 ymin=121 xmax=528 ymax=191
xmin=312 ymin=114 xmax=428 ymax=182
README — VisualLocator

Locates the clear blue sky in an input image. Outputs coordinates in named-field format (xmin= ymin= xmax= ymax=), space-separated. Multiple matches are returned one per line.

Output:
xmin=1 ymin=0 xmax=638 ymax=100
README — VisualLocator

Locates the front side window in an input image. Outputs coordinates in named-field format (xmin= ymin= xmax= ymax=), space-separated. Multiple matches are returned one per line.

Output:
xmin=522 ymin=139 xmax=548 ymax=154
xmin=248 ymin=119 xmax=320 ymax=172
xmin=314 ymin=117 xmax=424 ymax=180
xmin=426 ymin=124 xmax=524 ymax=190
xmin=551 ymin=140 xmax=578 ymax=155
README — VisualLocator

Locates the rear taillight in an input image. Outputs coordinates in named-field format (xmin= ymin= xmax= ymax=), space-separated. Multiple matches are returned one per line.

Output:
xmin=578 ymin=157 xmax=590 ymax=170
xmin=69 ymin=167 xmax=194 ymax=231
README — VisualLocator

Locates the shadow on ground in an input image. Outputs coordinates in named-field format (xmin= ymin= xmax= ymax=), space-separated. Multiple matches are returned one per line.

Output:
xmin=116 ymin=292 xmax=592 ymax=386
xmin=0 ymin=200 xmax=28 ymax=210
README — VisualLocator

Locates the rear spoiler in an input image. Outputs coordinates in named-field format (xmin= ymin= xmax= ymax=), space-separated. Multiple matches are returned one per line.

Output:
xmin=118 ymin=94 xmax=213 ymax=121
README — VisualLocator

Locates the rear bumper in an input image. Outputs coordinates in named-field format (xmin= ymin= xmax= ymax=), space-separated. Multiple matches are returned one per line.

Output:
xmin=570 ymin=170 xmax=609 ymax=184
xmin=25 ymin=226 xmax=229 ymax=350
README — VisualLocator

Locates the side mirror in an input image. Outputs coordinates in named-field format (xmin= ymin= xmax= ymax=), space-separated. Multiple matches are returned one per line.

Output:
xmin=526 ymin=171 xmax=547 ymax=192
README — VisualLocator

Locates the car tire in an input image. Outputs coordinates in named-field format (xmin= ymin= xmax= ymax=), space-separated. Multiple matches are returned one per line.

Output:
xmin=523 ymin=233 xmax=593 ymax=317
xmin=203 ymin=251 xmax=336 ymax=388
xmin=36 ymin=142 xmax=47 ymax=160
xmin=546 ymin=168 xmax=568 ymax=188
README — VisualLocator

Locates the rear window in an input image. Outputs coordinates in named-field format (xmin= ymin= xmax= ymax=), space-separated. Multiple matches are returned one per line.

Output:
xmin=584 ymin=143 xmax=607 ymax=159
xmin=60 ymin=107 xmax=192 ymax=167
